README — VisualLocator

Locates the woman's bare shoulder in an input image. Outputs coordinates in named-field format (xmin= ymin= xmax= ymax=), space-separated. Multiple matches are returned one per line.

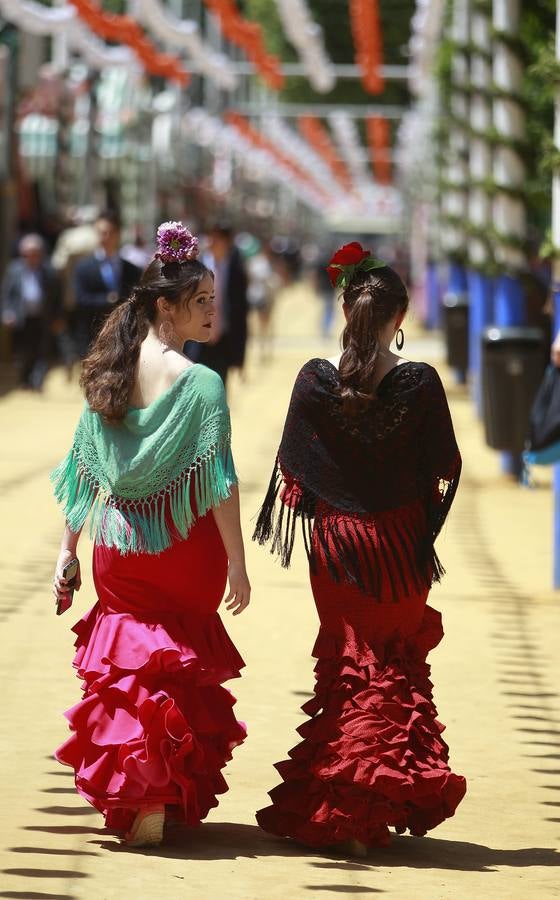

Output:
xmin=160 ymin=351 xmax=196 ymax=386
xmin=131 ymin=350 xmax=195 ymax=407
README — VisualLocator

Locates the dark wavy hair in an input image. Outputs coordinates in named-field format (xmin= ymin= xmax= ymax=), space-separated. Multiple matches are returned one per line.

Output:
xmin=338 ymin=265 xmax=409 ymax=417
xmin=80 ymin=257 xmax=210 ymax=424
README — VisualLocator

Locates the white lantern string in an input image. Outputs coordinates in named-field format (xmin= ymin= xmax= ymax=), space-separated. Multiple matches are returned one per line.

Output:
xmin=398 ymin=0 xmax=446 ymax=179
xmin=0 ymin=0 xmax=239 ymax=89
xmin=264 ymin=116 xmax=344 ymax=202
xmin=275 ymin=0 xmax=336 ymax=94
xmin=130 ymin=0 xmax=238 ymax=90
xmin=265 ymin=116 xmax=376 ymax=217
xmin=183 ymin=108 xmax=332 ymax=213
xmin=328 ymin=111 xmax=374 ymax=194
xmin=407 ymin=0 xmax=446 ymax=97
xmin=0 ymin=0 xmax=136 ymax=69
xmin=185 ymin=110 xmax=374 ymax=218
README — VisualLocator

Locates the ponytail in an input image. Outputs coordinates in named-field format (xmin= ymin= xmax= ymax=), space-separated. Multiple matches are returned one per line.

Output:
xmin=338 ymin=265 xmax=408 ymax=417
xmin=339 ymin=290 xmax=380 ymax=416
xmin=80 ymin=298 xmax=147 ymax=425
xmin=79 ymin=256 xmax=210 ymax=425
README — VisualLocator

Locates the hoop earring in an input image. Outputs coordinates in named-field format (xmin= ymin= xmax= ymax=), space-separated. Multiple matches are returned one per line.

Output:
xmin=395 ymin=328 xmax=404 ymax=351
xmin=158 ymin=319 xmax=180 ymax=351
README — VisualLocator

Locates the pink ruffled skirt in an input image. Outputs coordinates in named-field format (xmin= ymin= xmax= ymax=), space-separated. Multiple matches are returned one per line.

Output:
xmin=56 ymin=511 xmax=246 ymax=833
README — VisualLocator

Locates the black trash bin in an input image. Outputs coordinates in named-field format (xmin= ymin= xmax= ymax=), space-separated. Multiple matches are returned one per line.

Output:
xmin=481 ymin=326 xmax=545 ymax=454
xmin=443 ymin=292 xmax=469 ymax=374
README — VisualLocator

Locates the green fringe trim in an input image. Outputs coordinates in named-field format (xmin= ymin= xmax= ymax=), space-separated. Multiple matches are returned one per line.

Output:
xmin=50 ymin=442 xmax=236 ymax=555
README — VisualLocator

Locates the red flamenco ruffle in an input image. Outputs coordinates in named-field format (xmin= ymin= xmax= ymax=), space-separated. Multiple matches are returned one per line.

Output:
xmin=256 ymin=605 xmax=466 ymax=848
xmin=56 ymin=604 xmax=246 ymax=833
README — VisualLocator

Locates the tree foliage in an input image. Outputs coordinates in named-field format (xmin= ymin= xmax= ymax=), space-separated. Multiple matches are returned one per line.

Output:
xmin=521 ymin=0 xmax=556 ymax=237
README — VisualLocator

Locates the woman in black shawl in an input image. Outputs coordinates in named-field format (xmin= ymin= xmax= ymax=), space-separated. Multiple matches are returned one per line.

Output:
xmin=253 ymin=243 xmax=466 ymax=855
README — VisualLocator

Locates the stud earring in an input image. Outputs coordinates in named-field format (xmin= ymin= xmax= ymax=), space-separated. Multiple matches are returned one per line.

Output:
xmin=395 ymin=328 xmax=404 ymax=351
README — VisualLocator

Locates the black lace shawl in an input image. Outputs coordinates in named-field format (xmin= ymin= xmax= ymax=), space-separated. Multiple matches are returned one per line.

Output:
xmin=253 ymin=358 xmax=461 ymax=597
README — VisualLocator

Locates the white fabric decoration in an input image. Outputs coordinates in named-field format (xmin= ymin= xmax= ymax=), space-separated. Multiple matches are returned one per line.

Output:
xmin=183 ymin=108 xmax=330 ymax=212
xmin=275 ymin=0 xmax=335 ymax=94
xmin=0 ymin=0 xmax=135 ymax=69
xmin=131 ymin=0 xmax=238 ymax=90
xmin=328 ymin=111 xmax=373 ymax=194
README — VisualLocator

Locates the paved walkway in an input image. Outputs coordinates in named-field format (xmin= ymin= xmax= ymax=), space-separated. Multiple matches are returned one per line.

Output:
xmin=1 ymin=282 xmax=559 ymax=899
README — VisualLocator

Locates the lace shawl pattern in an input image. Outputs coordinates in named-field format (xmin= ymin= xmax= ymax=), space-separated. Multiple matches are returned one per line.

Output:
xmin=253 ymin=358 xmax=461 ymax=599
xmin=51 ymin=366 xmax=237 ymax=554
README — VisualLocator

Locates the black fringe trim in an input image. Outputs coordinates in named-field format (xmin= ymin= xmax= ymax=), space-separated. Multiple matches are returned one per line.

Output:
xmin=252 ymin=457 xmax=457 ymax=601
xmin=423 ymin=453 xmax=462 ymax=586
xmin=252 ymin=456 xmax=317 ymax=570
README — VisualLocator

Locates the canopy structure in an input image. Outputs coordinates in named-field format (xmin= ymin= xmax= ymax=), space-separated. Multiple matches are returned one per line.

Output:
xmin=0 ymin=0 xmax=420 ymax=236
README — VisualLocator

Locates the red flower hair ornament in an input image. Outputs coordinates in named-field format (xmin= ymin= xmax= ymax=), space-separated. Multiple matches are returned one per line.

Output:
xmin=327 ymin=241 xmax=385 ymax=290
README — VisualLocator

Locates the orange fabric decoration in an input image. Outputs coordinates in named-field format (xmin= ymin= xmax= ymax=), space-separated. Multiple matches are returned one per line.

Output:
xmin=349 ymin=0 xmax=384 ymax=94
xmin=69 ymin=0 xmax=189 ymax=85
xmin=204 ymin=0 xmax=284 ymax=90
xmin=298 ymin=116 xmax=353 ymax=193
xmin=367 ymin=116 xmax=391 ymax=184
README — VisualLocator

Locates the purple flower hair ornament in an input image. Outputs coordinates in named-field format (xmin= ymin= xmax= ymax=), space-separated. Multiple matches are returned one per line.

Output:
xmin=155 ymin=221 xmax=200 ymax=264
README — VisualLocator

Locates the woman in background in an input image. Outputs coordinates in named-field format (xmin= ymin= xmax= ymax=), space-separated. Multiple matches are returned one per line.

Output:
xmin=52 ymin=222 xmax=250 ymax=849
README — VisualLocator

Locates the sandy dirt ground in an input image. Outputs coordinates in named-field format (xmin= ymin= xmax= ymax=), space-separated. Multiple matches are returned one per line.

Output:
xmin=0 ymin=281 xmax=559 ymax=899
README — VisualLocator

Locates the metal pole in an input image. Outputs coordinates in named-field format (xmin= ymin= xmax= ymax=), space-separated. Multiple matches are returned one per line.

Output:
xmin=492 ymin=0 xmax=527 ymax=478
xmin=79 ymin=70 xmax=99 ymax=207
xmin=441 ymin=0 xmax=470 ymax=384
xmin=230 ymin=103 xmax=405 ymax=119
xmin=426 ymin=259 xmax=441 ymax=330
xmin=180 ymin=62 xmax=410 ymax=79
xmin=467 ymin=2 xmax=494 ymax=414
xmin=554 ymin=291 xmax=560 ymax=587
xmin=0 ymin=24 xmax=18 ymax=282
xmin=552 ymin=0 xmax=560 ymax=587
xmin=441 ymin=0 xmax=470 ymax=263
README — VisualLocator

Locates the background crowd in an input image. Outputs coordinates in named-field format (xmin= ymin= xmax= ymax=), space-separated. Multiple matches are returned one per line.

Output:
xmin=0 ymin=211 xmax=300 ymax=392
xmin=2 ymin=205 xmax=418 ymax=395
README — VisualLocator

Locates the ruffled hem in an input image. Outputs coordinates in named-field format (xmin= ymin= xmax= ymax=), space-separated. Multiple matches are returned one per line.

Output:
xmin=256 ymin=605 xmax=466 ymax=848
xmin=56 ymin=604 xmax=246 ymax=832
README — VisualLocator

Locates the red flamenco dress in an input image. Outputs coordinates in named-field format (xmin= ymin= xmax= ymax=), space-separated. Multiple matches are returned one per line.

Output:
xmin=51 ymin=365 xmax=246 ymax=834
xmin=253 ymin=359 xmax=466 ymax=848
xmin=55 ymin=511 xmax=246 ymax=834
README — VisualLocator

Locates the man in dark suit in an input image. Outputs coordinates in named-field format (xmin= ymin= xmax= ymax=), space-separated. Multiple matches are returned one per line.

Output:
xmin=187 ymin=224 xmax=248 ymax=387
xmin=73 ymin=209 xmax=142 ymax=357
xmin=1 ymin=234 xmax=61 ymax=389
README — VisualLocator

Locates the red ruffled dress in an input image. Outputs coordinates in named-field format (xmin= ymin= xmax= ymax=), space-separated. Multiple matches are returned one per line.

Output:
xmin=254 ymin=359 xmax=466 ymax=847
xmin=55 ymin=508 xmax=246 ymax=834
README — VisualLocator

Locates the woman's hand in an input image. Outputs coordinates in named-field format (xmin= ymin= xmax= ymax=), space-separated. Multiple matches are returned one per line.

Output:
xmin=53 ymin=548 xmax=81 ymax=605
xmin=224 ymin=561 xmax=251 ymax=615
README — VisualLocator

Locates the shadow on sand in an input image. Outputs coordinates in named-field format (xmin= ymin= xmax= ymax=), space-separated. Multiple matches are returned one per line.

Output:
xmin=90 ymin=821 xmax=560 ymax=873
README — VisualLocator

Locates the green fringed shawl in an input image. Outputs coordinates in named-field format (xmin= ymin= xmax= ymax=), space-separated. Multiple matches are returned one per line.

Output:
xmin=51 ymin=364 xmax=237 ymax=554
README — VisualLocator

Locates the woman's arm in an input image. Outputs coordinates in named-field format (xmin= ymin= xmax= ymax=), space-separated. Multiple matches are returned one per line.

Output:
xmin=212 ymin=486 xmax=251 ymax=615
xmin=52 ymin=524 xmax=83 ymax=603
xmin=418 ymin=367 xmax=462 ymax=541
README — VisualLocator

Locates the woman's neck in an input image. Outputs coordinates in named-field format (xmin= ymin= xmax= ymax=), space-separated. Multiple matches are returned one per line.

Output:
xmin=328 ymin=345 xmax=402 ymax=372
xmin=147 ymin=322 xmax=183 ymax=354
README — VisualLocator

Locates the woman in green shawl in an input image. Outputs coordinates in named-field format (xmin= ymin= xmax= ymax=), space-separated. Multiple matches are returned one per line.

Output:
xmin=51 ymin=222 xmax=250 ymax=848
